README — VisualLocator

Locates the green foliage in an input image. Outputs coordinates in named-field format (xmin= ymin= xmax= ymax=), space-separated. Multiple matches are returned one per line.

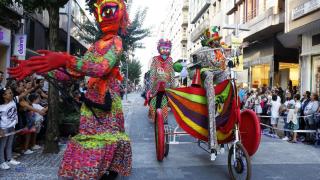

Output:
xmin=76 ymin=20 xmax=103 ymax=44
xmin=120 ymin=8 xmax=151 ymax=52
xmin=122 ymin=59 xmax=142 ymax=84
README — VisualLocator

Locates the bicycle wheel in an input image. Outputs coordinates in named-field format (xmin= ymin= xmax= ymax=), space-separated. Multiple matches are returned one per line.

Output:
xmin=155 ymin=109 xmax=165 ymax=161
xmin=228 ymin=142 xmax=252 ymax=180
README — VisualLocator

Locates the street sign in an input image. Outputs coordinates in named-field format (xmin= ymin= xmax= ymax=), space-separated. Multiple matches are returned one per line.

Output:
xmin=13 ymin=34 xmax=27 ymax=57
xmin=0 ymin=26 xmax=11 ymax=45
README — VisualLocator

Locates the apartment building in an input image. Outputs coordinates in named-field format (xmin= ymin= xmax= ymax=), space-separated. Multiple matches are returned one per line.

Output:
xmin=0 ymin=3 xmax=23 ymax=82
xmin=161 ymin=0 xmax=189 ymax=61
xmin=188 ymin=0 xmax=230 ymax=59
xmin=283 ymin=0 xmax=320 ymax=94
xmin=227 ymin=0 xmax=300 ymax=89
xmin=0 ymin=0 xmax=91 ymax=81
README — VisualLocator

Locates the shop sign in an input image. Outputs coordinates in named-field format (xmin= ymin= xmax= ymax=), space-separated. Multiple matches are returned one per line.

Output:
xmin=0 ymin=26 xmax=11 ymax=45
xmin=13 ymin=34 xmax=27 ymax=57
xmin=292 ymin=0 xmax=320 ymax=20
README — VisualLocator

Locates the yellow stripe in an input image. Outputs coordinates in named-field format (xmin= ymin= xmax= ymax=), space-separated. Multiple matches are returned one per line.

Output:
xmin=168 ymin=99 xmax=208 ymax=137
xmin=217 ymin=130 xmax=233 ymax=141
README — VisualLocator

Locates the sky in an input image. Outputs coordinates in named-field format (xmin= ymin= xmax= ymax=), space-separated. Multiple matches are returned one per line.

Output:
xmin=78 ymin=0 xmax=171 ymax=78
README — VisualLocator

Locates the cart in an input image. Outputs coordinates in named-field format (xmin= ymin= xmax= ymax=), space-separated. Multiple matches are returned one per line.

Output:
xmin=152 ymin=48 xmax=261 ymax=180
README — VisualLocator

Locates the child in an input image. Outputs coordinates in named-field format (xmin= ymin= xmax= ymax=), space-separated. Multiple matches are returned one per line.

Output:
xmin=0 ymin=87 xmax=35 ymax=170
xmin=287 ymin=94 xmax=301 ymax=143
xmin=270 ymin=94 xmax=281 ymax=138
xmin=27 ymin=93 xmax=48 ymax=151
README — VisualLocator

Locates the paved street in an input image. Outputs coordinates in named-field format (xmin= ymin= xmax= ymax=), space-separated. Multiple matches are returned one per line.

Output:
xmin=1 ymin=93 xmax=320 ymax=180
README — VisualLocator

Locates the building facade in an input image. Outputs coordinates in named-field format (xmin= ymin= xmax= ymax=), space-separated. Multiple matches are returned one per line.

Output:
xmin=0 ymin=0 xmax=91 ymax=81
xmin=284 ymin=0 xmax=320 ymax=94
xmin=227 ymin=0 xmax=300 ymax=90
xmin=0 ymin=3 xmax=23 ymax=83
xmin=161 ymin=0 xmax=189 ymax=61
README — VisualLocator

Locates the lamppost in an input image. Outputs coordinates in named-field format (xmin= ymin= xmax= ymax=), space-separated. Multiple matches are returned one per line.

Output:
xmin=66 ymin=0 xmax=71 ymax=54
xmin=125 ymin=50 xmax=134 ymax=101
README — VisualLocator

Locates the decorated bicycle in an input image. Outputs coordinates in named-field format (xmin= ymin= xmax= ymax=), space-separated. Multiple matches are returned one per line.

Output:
xmin=151 ymin=27 xmax=261 ymax=180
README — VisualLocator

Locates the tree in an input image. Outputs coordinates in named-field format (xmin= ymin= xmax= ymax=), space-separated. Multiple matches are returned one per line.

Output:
xmin=126 ymin=59 xmax=142 ymax=85
xmin=1 ymin=0 xmax=69 ymax=153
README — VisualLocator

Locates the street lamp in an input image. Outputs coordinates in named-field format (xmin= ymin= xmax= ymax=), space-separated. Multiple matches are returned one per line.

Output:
xmin=66 ymin=0 xmax=71 ymax=54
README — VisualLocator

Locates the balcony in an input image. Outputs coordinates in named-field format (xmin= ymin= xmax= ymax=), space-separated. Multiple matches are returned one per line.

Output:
xmin=190 ymin=0 xmax=211 ymax=24
xmin=241 ymin=7 xmax=285 ymax=41
xmin=190 ymin=19 xmax=210 ymax=42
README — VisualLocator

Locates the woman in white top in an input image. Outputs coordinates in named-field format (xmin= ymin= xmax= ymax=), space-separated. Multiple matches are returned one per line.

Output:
xmin=0 ymin=86 xmax=36 ymax=170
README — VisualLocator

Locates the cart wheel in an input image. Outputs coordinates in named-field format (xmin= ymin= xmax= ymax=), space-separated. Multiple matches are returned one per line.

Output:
xmin=164 ymin=128 xmax=170 ymax=157
xmin=155 ymin=109 xmax=165 ymax=161
xmin=228 ymin=142 xmax=252 ymax=180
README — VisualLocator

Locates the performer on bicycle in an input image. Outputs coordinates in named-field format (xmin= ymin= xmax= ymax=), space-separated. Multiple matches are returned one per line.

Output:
xmin=148 ymin=39 xmax=175 ymax=122
xmin=198 ymin=26 xmax=229 ymax=158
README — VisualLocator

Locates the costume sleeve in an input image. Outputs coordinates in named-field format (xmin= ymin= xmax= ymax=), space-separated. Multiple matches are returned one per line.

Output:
xmin=149 ymin=58 xmax=157 ymax=96
xmin=65 ymin=37 xmax=122 ymax=78
xmin=169 ymin=59 xmax=175 ymax=88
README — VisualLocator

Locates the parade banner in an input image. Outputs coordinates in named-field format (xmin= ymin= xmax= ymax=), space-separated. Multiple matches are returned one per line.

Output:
xmin=13 ymin=34 xmax=27 ymax=57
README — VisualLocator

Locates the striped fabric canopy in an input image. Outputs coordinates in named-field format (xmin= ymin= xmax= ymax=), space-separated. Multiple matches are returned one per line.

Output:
xmin=166 ymin=80 xmax=237 ymax=143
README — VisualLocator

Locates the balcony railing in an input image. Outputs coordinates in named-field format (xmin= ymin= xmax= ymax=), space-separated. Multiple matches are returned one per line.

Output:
xmin=245 ymin=8 xmax=258 ymax=23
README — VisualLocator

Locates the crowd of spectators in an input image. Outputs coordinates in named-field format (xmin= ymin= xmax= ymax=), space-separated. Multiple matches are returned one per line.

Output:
xmin=0 ymin=72 xmax=49 ymax=170
xmin=240 ymin=81 xmax=320 ymax=144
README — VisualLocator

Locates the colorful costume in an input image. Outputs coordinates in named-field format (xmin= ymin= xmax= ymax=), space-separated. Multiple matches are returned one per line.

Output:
xmin=148 ymin=39 xmax=175 ymax=121
xmin=195 ymin=26 xmax=229 ymax=150
xmin=8 ymin=0 xmax=132 ymax=179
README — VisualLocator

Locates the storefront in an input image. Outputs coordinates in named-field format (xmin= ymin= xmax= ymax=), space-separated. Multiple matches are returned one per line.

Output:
xmin=251 ymin=64 xmax=270 ymax=88
xmin=300 ymin=28 xmax=320 ymax=94
xmin=244 ymin=37 xmax=299 ymax=90
xmin=0 ymin=25 xmax=11 ymax=81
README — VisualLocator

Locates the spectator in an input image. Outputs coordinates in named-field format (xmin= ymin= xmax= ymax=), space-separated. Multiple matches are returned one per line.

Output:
xmin=0 ymin=86 xmax=34 ymax=170
xmin=281 ymin=92 xmax=295 ymax=141
xmin=299 ymin=91 xmax=311 ymax=141
xmin=244 ymin=92 xmax=253 ymax=109
xmin=304 ymin=93 xmax=319 ymax=131
xmin=13 ymin=84 xmax=45 ymax=155
xmin=0 ymin=71 xmax=4 ymax=90
xmin=270 ymin=94 xmax=281 ymax=138
xmin=287 ymin=94 xmax=301 ymax=143
xmin=254 ymin=91 xmax=262 ymax=114
xmin=27 ymin=93 xmax=48 ymax=150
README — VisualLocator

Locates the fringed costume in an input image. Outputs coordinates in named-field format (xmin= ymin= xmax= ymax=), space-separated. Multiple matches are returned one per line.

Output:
xmin=8 ymin=0 xmax=132 ymax=179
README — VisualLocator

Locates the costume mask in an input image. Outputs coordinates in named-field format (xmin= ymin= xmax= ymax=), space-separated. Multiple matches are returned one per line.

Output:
xmin=157 ymin=39 xmax=172 ymax=60
xmin=93 ymin=0 xmax=129 ymax=35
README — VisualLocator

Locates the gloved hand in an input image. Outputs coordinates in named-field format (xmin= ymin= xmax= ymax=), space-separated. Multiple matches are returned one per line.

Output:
xmin=8 ymin=50 xmax=74 ymax=80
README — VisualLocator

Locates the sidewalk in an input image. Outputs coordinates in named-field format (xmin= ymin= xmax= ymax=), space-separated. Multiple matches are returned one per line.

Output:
xmin=0 ymin=145 xmax=65 ymax=180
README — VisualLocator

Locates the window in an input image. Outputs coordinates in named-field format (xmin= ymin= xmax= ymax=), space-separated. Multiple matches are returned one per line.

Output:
xmin=245 ymin=0 xmax=258 ymax=22
xmin=312 ymin=33 xmax=320 ymax=46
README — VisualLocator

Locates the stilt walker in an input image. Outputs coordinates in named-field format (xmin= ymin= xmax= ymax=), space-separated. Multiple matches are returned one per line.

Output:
xmin=8 ymin=0 xmax=132 ymax=179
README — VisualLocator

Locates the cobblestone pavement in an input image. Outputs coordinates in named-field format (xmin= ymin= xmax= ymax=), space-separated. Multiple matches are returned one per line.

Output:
xmin=1 ymin=93 xmax=320 ymax=180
